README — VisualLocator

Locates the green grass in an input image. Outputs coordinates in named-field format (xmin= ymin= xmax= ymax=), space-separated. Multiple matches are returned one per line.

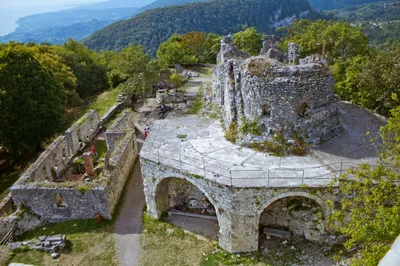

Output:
xmin=94 ymin=140 xmax=107 ymax=158
xmin=88 ymin=88 xmax=122 ymax=117
xmin=140 ymin=212 xmax=215 ymax=266
xmin=7 ymin=219 xmax=118 ymax=266
xmin=187 ymin=85 xmax=204 ymax=115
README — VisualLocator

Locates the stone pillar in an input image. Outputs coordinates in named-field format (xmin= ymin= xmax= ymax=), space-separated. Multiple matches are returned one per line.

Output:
xmin=82 ymin=152 xmax=94 ymax=176
xmin=218 ymin=211 xmax=259 ymax=253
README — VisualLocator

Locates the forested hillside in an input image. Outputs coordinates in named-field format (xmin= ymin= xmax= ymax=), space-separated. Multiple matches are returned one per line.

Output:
xmin=84 ymin=0 xmax=319 ymax=54
xmin=0 ymin=0 xmax=207 ymax=45
xmin=328 ymin=1 xmax=400 ymax=44
xmin=309 ymin=0 xmax=385 ymax=10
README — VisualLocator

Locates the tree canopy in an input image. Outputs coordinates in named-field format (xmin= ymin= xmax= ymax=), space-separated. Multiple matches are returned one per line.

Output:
xmin=233 ymin=27 xmax=263 ymax=56
xmin=0 ymin=46 xmax=66 ymax=157
xmin=328 ymin=106 xmax=400 ymax=265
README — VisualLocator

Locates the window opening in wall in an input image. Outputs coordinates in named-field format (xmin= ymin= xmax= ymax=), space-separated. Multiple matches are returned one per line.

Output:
xmin=55 ymin=193 xmax=67 ymax=208
xmin=298 ymin=103 xmax=310 ymax=118
xmin=262 ymin=104 xmax=271 ymax=117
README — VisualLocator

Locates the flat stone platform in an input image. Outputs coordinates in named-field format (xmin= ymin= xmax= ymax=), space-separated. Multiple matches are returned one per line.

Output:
xmin=140 ymin=102 xmax=385 ymax=188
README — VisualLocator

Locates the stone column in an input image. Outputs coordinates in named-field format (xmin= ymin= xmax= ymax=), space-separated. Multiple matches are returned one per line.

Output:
xmin=82 ymin=152 xmax=94 ymax=176
xmin=218 ymin=211 xmax=260 ymax=253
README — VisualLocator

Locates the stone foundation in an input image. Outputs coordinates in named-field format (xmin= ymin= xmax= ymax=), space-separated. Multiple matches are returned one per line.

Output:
xmin=9 ymin=111 xmax=138 ymax=223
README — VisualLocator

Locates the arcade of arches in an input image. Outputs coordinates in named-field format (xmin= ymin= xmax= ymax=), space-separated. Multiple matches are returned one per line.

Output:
xmin=141 ymin=160 xmax=338 ymax=253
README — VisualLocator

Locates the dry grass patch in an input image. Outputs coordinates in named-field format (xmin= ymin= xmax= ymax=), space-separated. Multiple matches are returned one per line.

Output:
xmin=139 ymin=212 xmax=215 ymax=266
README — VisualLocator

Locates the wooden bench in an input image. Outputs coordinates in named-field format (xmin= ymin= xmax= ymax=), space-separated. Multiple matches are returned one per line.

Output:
xmin=263 ymin=227 xmax=291 ymax=239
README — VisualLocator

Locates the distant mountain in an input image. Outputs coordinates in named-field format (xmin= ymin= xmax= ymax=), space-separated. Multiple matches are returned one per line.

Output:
xmin=0 ymin=0 xmax=205 ymax=44
xmin=328 ymin=1 xmax=400 ymax=45
xmin=73 ymin=0 xmax=154 ymax=10
xmin=84 ymin=0 xmax=320 ymax=55
xmin=309 ymin=0 xmax=385 ymax=10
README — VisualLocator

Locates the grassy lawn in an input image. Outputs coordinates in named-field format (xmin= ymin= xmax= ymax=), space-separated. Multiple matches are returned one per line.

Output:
xmin=140 ymin=213 xmax=215 ymax=266
xmin=186 ymin=66 xmax=213 ymax=77
xmin=89 ymin=88 xmax=122 ymax=117
xmin=7 ymin=220 xmax=118 ymax=266
xmin=94 ymin=140 xmax=107 ymax=159
xmin=187 ymin=85 xmax=204 ymax=115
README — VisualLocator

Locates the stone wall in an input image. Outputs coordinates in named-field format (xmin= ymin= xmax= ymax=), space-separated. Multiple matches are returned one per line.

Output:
xmin=16 ymin=110 xmax=101 ymax=183
xmin=10 ymin=185 xmax=109 ymax=222
xmin=9 ymin=111 xmax=137 ymax=223
xmin=212 ymin=35 xmax=340 ymax=144
xmin=65 ymin=110 xmax=101 ymax=155
xmin=141 ymin=158 xmax=337 ymax=253
xmin=105 ymin=112 xmax=134 ymax=152
xmin=103 ymin=130 xmax=138 ymax=216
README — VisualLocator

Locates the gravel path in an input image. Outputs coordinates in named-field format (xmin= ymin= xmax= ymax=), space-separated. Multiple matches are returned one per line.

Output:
xmin=113 ymin=143 xmax=145 ymax=266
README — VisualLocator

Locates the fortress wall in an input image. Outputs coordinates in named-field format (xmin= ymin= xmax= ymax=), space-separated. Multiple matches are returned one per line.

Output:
xmin=212 ymin=36 xmax=341 ymax=143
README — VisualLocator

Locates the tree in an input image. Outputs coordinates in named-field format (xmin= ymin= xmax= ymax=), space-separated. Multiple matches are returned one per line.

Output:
xmin=157 ymin=34 xmax=194 ymax=68
xmin=281 ymin=20 xmax=369 ymax=64
xmin=328 ymin=107 xmax=400 ymax=265
xmin=200 ymin=33 xmax=222 ymax=63
xmin=56 ymin=39 xmax=109 ymax=98
xmin=0 ymin=46 xmax=65 ymax=157
xmin=181 ymin=31 xmax=207 ymax=59
xmin=233 ymin=26 xmax=263 ymax=56
xmin=112 ymin=45 xmax=159 ymax=100
xmin=26 ymin=43 xmax=81 ymax=105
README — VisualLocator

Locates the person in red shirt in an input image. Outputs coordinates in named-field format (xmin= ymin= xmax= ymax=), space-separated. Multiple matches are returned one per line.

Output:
xmin=91 ymin=145 xmax=98 ymax=157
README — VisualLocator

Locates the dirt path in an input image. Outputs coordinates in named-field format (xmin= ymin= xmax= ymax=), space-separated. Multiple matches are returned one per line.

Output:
xmin=113 ymin=142 xmax=145 ymax=266
xmin=113 ymin=67 xmax=212 ymax=266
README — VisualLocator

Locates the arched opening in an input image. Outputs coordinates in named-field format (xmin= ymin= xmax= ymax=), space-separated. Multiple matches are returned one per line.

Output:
xmin=262 ymin=103 xmax=271 ymax=117
xmin=155 ymin=177 xmax=219 ymax=240
xmin=298 ymin=103 xmax=310 ymax=118
xmin=259 ymin=196 xmax=325 ymax=249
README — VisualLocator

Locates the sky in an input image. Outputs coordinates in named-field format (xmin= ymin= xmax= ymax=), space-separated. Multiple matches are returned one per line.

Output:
xmin=0 ymin=0 xmax=103 ymax=36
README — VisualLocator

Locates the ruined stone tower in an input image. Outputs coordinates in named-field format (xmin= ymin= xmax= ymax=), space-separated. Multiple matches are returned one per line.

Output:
xmin=212 ymin=35 xmax=340 ymax=143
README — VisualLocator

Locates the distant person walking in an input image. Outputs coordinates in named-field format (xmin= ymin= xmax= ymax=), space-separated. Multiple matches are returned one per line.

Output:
xmin=86 ymin=136 xmax=90 ymax=145
xmin=183 ymin=96 xmax=187 ymax=104
xmin=144 ymin=125 xmax=150 ymax=139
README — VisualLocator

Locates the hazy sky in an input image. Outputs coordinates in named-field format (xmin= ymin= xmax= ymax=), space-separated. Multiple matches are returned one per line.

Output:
xmin=0 ymin=0 xmax=103 ymax=8
xmin=0 ymin=0 xmax=104 ymax=35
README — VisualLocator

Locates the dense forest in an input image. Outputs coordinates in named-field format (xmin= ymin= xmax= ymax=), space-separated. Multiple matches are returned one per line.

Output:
xmin=0 ymin=0 xmax=209 ymax=45
xmin=84 ymin=0 xmax=319 ymax=54
xmin=308 ymin=0 xmax=386 ymax=10
xmin=328 ymin=1 xmax=400 ymax=45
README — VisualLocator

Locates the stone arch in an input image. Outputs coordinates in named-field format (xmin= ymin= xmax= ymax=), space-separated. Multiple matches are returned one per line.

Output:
xmin=261 ymin=191 xmax=327 ymax=218
xmin=152 ymin=175 xmax=221 ymax=223
xmin=257 ymin=191 xmax=328 ymax=247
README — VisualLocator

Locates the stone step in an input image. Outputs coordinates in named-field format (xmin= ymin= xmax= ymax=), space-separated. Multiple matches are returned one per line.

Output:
xmin=263 ymin=227 xmax=291 ymax=239
xmin=167 ymin=209 xmax=218 ymax=221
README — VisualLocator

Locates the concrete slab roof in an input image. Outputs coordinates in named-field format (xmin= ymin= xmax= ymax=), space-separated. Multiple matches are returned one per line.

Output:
xmin=140 ymin=102 xmax=385 ymax=188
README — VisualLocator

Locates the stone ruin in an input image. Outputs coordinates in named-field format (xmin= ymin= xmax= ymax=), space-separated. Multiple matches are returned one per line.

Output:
xmin=212 ymin=35 xmax=341 ymax=144
xmin=9 ymin=234 xmax=66 ymax=259
xmin=0 ymin=96 xmax=139 ymax=241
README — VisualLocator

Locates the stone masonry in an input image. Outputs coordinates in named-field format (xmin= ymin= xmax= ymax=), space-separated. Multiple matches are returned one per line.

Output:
xmin=212 ymin=35 xmax=341 ymax=144
xmin=141 ymin=158 xmax=336 ymax=253
xmin=0 ymin=98 xmax=138 ymax=237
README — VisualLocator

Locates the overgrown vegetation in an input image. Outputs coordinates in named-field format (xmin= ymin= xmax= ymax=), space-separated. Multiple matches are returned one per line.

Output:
xmin=224 ymin=121 xmax=238 ymax=143
xmin=327 ymin=106 xmax=400 ymax=266
xmin=250 ymin=133 xmax=308 ymax=156
xmin=239 ymin=118 xmax=262 ymax=136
